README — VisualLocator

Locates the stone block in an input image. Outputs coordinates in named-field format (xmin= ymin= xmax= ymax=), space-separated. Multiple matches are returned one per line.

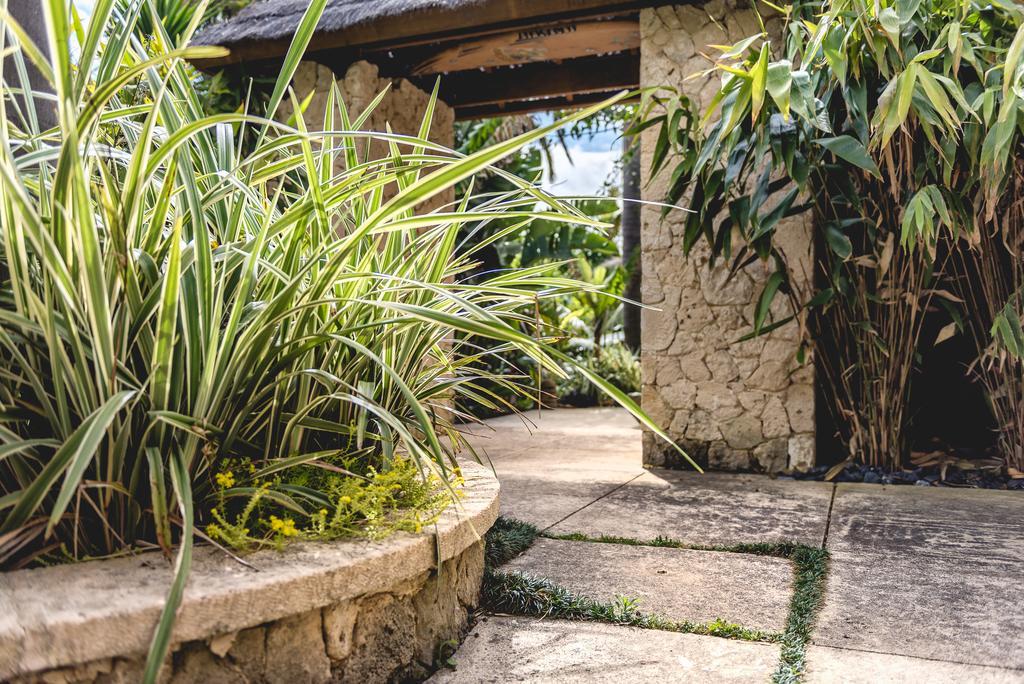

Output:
xmin=265 ymin=611 xmax=330 ymax=684
xmin=683 ymin=409 xmax=723 ymax=442
xmin=429 ymin=617 xmax=780 ymax=682
xmin=785 ymin=383 xmax=815 ymax=433
xmin=171 ymin=645 xmax=244 ymax=684
xmin=504 ymin=539 xmax=793 ymax=631
xmin=639 ymin=4 xmax=816 ymax=471
xmin=549 ymin=469 xmax=834 ymax=547
xmin=453 ymin=541 xmax=485 ymax=609
xmin=224 ymin=627 xmax=265 ymax=683
xmin=680 ymin=352 xmax=712 ymax=382
xmin=762 ymin=395 xmax=791 ymax=439
xmin=788 ymin=433 xmax=815 ymax=470
xmin=746 ymin=360 xmax=790 ymax=392
xmin=753 ymin=438 xmax=789 ymax=473
xmin=694 ymin=383 xmax=740 ymax=416
xmin=707 ymin=441 xmax=752 ymax=470
xmin=705 ymin=351 xmax=740 ymax=382
xmin=322 ymin=601 xmax=358 ymax=661
xmin=339 ymin=593 xmax=417 ymax=682
xmin=721 ymin=413 xmax=763 ymax=450
xmin=662 ymin=380 xmax=697 ymax=410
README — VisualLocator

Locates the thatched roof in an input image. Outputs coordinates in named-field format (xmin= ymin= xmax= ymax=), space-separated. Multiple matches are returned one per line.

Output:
xmin=193 ymin=0 xmax=643 ymax=67
xmin=193 ymin=0 xmax=646 ymax=118
xmin=196 ymin=0 xmax=481 ymax=56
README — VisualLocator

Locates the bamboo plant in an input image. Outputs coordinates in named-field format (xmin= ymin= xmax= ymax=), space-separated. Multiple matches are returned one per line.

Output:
xmin=641 ymin=0 xmax=1024 ymax=471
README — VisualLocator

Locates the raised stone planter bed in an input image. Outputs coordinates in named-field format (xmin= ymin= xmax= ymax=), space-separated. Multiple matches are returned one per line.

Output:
xmin=0 ymin=461 xmax=498 ymax=683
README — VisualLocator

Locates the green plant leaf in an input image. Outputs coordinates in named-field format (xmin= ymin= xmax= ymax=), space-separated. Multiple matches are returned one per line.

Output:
xmin=766 ymin=60 xmax=793 ymax=120
xmin=824 ymin=223 xmax=853 ymax=259
xmin=879 ymin=7 xmax=901 ymax=43
xmin=813 ymin=135 xmax=881 ymax=177
xmin=750 ymin=43 xmax=770 ymax=121
xmin=755 ymin=272 xmax=786 ymax=333
xmin=34 ymin=391 xmax=136 ymax=536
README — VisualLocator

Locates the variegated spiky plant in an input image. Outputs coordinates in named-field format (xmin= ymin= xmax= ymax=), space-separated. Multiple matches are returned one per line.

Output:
xmin=0 ymin=0 xmax=691 ymax=678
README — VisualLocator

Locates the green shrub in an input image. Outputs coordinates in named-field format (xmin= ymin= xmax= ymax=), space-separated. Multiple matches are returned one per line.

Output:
xmin=557 ymin=343 xmax=641 ymax=407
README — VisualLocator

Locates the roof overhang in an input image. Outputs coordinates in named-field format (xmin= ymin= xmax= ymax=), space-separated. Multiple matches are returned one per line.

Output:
xmin=194 ymin=0 xmax=661 ymax=118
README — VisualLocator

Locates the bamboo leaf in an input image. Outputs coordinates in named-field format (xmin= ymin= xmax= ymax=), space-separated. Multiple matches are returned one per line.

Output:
xmin=755 ymin=272 xmax=785 ymax=333
xmin=814 ymin=135 xmax=881 ymax=177
xmin=750 ymin=43 xmax=770 ymax=121
xmin=766 ymin=60 xmax=793 ymax=120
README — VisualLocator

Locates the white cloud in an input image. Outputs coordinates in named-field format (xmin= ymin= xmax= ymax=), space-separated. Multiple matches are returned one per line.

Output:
xmin=541 ymin=145 xmax=620 ymax=198
xmin=74 ymin=0 xmax=94 ymax=20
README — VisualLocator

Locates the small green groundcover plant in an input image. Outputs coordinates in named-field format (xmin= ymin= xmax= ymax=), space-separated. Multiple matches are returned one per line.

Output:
xmin=204 ymin=456 xmax=461 ymax=550
xmin=0 ymin=0 xmax=692 ymax=679
xmin=483 ymin=519 xmax=829 ymax=683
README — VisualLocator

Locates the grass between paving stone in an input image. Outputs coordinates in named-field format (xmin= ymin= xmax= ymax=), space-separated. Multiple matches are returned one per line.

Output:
xmin=481 ymin=518 xmax=782 ymax=645
xmin=482 ymin=568 xmax=780 ymax=642
xmin=542 ymin=530 xmax=830 ymax=683
xmin=484 ymin=516 xmax=540 ymax=567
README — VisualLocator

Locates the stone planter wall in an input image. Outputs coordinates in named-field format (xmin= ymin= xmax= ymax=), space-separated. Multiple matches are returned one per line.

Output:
xmin=638 ymin=2 xmax=816 ymax=472
xmin=0 ymin=462 xmax=498 ymax=684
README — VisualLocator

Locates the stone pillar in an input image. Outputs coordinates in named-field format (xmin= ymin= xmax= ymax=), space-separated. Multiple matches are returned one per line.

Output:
xmin=638 ymin=3 xmax=815 ymax=472
xmin=284 ymin=60 xmax=455 ymax=212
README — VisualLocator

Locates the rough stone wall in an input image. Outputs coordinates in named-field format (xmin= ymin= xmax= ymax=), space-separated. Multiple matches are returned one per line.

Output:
xmin=639 ymin=4 xmax=816 ymax=472
xmin=10 ymin=541 xmax=485 ymax=684
xmin=283 ymin=60 xmax=456 ymax=213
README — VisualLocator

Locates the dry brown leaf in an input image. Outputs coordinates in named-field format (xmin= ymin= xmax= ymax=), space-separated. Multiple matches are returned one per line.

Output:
xmin=934 ymin=322 xmax=958 ymax=345
xmin=824 ymin=457 xmax=852 ymax=481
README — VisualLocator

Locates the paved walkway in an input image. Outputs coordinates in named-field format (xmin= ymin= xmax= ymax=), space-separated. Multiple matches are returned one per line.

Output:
xmin=434 ymin=408 xmax=1024 ymax=683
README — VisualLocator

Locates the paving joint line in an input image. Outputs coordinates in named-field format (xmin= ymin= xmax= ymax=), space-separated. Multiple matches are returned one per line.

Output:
xmin=540 ymin=471 xmax=645 ymax=533
xmin=820 ymin=482 xmax=838 ymax=549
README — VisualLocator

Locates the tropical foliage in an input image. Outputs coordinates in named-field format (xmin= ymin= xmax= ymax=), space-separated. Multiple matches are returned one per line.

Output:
xmin=454 ymin=115 xmax=640 ymax=412
xmin=642 ymin=0 xmax=1024 ymax=471
xmin=0 ymin=0 xmax=690 ymax=678
xmin=121 ymin=0 xmax=245 ymax=41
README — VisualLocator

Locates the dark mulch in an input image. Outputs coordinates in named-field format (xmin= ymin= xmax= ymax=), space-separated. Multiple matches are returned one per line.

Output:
xmin=789 ymin=461 xmax=1024 ymax=490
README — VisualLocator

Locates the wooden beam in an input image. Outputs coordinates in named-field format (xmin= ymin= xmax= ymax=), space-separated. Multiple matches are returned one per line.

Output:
xmin=454 ymin=90 xmax=639 ymax=120
xmin=412 ymin=18 xmax=639 ymax=75
xmin=417 ymin=51 xmax=639 ymax=109
xmin=193 ymin=0 xmax=662 ymax=69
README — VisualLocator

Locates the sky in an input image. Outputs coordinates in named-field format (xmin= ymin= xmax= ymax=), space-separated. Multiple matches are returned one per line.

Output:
xmin=536 ymin=113 xmax=622 ymax=198
xmin=74 ymin=0 xmax=94 ymax=19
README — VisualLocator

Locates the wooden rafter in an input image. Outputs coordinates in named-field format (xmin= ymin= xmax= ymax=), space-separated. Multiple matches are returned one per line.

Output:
xmin=194 ymin=0 xmax=662 ymax=69
xmin=453 ymin=89 xmax=639 ymax=120
xmin=415 ymin=51 xmax=639 ymax=112
xmin=412 ymin=19 xmax=639 ymax=75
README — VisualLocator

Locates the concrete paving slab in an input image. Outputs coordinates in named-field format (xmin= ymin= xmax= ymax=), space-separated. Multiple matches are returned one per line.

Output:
xmin=463 ymin=407 xmax=642 ymax=442
xmin=826 ymin=483 xmax=1024 ymax=566
xmin=805 ymin=645 xmax=1024 ymax=683
xmin=462 ymin=409 xmax=643 ymax=480
xmin=504 ymin=538 xmax=792 ymax=631
xmin=816 ymin=484 xmax=1024 ymax=670
xmin=429 ymin=616 xmax=780 ymax=683
xmin=549 ymin=470 xmax=834 ymax=546
xmin=458 ymin=408 xmax=646 ymax=529
xmin=496 ymin=476 xmax=639 ymax=530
